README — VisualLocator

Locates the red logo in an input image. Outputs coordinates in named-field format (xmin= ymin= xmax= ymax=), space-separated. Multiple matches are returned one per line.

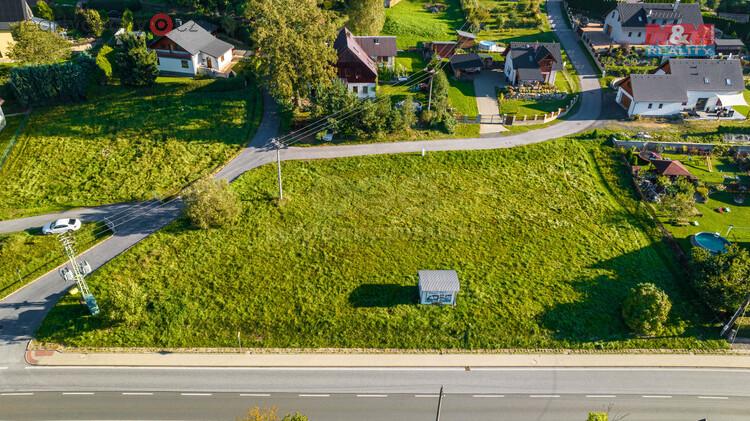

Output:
xmin=645 ymin=24 xmax=714 ymax=46
xmin=149 ymin=13 xmax=174 ymax=36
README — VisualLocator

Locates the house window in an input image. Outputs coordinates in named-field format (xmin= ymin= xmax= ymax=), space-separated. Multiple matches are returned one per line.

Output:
xmin=658 ymin=103 xmax=663 ymax=109
xmin=362 ymin=86 xmax=368 ymax=94
xmin=637 ymin=32 xmax=641 ymax=37
xmin=628 ymin=32 xmax=632 ymax=37
xmin=682 ymin=101 xmax=687 ymax=106
xmin=352 ymin=86 xmax=359 ymax=94
xmin=648 ymin=103 xmax=653 ymax=109
xmin=181 ymin=60 xmax=189 ymax=69
xmin=157 ymin=57 xmax=160 ymax=65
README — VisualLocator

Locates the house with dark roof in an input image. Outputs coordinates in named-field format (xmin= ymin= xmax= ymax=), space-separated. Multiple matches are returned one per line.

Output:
xmin=0 ymin=0 xmax=33 ymax=58
xmin=334 ymin=27 xmax=379 ymax=98
xmin=615 ymin=58 xmax=747 ymax=117
xmin=602 ymin=2 xmax=703 ymax=45
xmin=651 ymin=159 xmax=696 ymax=180
xmin=351 ymin=35 xmax=397 ymax=69
xmin=148 ymin=20 xmax=234 ymax=77
xmin=503 ymin=42 xmax=563 ymax=86
xmin=449 ymin=53 xmax=484 ymax=78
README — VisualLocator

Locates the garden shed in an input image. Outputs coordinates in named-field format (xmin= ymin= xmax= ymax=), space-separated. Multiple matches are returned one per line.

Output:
xmin=418 ymin=270 xmax=460 ymax=306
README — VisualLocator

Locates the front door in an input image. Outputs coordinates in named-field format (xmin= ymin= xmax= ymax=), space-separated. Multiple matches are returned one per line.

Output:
xmin=207 ymin=58 xmax=213 ymax=69
xmin=695 ymin=97 xmax=708 ymax=111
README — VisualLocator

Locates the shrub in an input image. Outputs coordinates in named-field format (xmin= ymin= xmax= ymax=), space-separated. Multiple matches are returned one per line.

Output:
xmin=622 ymin=283 xmax=671 ymax=336
xmin=587 ymin=413 xmax=608 ymax=421
xmin=33 ymin=0 xmax=55 ymax=21
xmin=105 ymin=277 xmax=147 ymax=327
xmin=121 ymin=9 xmax=134 ymax=32
xmin=184 ymin=178 xmax=241 ymax=229
xmin=76 ymin=8 xmax=105 ymax=37
xmin=114 ymin=33 xmax=158 ymax=86
xmin=9 ymin=53 xmax=95 ymax=107
xmin=692 ymin=245 xmax=750 ymax=313
xmin=7 ymin=22 xmax=70 ymax=65
xmin=95 ymin=45 xmax=114 ymax=81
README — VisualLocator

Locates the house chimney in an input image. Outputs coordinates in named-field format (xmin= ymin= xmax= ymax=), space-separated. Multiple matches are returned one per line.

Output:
xmin=175 ymin=18 xmax=183 ymax=27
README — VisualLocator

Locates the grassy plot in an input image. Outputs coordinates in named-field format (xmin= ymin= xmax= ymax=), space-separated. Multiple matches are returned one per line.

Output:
xmin=0 ymin=77 xmax=262 ymax=220
xmin=477 ymin=0 xmax=553 ymax=43
xmin=0 ymin=116 xmax=23 ymax=166
xmin=448 ymin=78 xmax=478 ymax=118
xmin=0 ymin=224 xmax=110 ymax=297
xmin=395 ymin=51 xmax=428 ymax=74
xmin=382 ymin=0 xmax=464 ymax=49
xmin=37 ymin=137 xmax=722 ymax=350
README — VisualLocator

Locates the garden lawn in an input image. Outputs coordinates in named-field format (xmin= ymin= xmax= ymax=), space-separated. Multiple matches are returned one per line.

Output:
xmin=448 ymin=78 xmax=478 ymax=118
xmin=382 ymin=0 xmax=464 ymax=49
xmin=0 ymin=77 xmax=262 ymax=220
xmin=0 ymin=116 xmax=23 ymax=166
xmin=477 ymin=0 xmax=554 ymax=43
xmin=395 ymin=51 xmax=427 ymax=74
xmin=0 ymin=223 xmax=110 ymax=298
xmin=499 ymin=95 xmax=573 ymax=117
xmin=37 ymin=138 xmax=722 ymax=350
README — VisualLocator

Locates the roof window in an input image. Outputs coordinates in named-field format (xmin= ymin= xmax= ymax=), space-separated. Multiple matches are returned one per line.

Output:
xmin=704 ymin=77 xmax=710 ymax=84
xmin=726 ymin=78 xmax=732 ymax=85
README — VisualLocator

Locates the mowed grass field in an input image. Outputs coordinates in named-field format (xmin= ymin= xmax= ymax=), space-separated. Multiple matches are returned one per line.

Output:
xmin=0 ymin=78 xmax=262 ymax=220
xmin=37 ymin=138 xmax=722 ymax=350
xmin=382 ymin=0 xmax=464 ymax=49
xmin=0 ymin=224 xmax=109 ymax=298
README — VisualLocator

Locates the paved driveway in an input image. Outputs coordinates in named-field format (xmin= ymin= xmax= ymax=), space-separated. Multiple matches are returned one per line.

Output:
xmin=472 ymin=70 xmax=507 ymax=134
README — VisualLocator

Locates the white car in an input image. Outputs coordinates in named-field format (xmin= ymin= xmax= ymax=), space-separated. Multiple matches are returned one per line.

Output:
xmin=42 ymin=218 xmax=82 ymax=235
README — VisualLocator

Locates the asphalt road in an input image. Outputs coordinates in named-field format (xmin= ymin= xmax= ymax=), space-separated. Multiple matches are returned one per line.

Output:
xmin=0 ymin=391 xmax=743 ymax=421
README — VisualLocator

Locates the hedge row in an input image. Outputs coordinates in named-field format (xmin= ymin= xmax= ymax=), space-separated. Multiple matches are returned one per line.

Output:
xmin=9 ymin=54 xmax=97 ymax=107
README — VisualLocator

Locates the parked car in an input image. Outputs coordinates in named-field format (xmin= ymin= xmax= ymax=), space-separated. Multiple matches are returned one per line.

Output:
xmin=319 ymin=130 xmax=334 ymax=142
xmin=42 ymin=218 xmax=82 ymax=235
xmin=396 ymin=100 xmax=423 ymax=112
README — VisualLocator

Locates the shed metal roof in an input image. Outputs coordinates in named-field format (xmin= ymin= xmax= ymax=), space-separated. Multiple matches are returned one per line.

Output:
xmin=418 ymin=270 xmax=460 ymax=292
xmin=164 ymin=20 xmax=233 ymax=58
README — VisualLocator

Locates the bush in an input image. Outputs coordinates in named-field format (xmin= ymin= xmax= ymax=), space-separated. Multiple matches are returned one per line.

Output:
xmin=184 ymin=178 xmax=241 ymax=229
xmin=8 ymin=22 xmax=70 ymax=65
xmin=622 ymin=283 xmax=672 ymax=336
xmin=114 ymin=33 xmax=158 ymax=86
xmin=33 ymin=1 xmax=55 ymax=21
xmin=9 ymin=53 xmax=95 ymax=107
xmin=105 ymin=277 xmax=147 ymax=327
xmin=121 ymin=9 xmax=134 ymax=31
xmin=95 ymin=45 xmax=114 ymax=81
xmin=587 ymin=413 xmax=608 ymax=421
xmin=76 ymin=8 xmax=105 ymax=37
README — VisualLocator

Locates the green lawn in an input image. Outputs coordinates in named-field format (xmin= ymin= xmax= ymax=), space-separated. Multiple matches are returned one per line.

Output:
xmin=0 ymin=116 xmax=23 ymax=167
xmin=395 ymin=51 xmax=428 ymax=74
xmin=499 ymin=95 xmax=574 ymax=117
xmin=0 ymin=77 xmax=262 ymax=220
xmin=37 ymin=137 xmax=722 ymax=350
xmin=448 ymin=78 xmax=478 ymax=118
xmin=382 ymin=0 xmax=464 ymax=49
xmin=0 ymin=223 xmax=110 ymax=298
xmin=477 ymin=0 xmax=554 ymax=43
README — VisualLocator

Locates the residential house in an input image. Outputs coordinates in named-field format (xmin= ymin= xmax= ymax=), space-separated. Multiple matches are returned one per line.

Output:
xmin=615 ymin=58 xmax=747 ymax=117
xmin=352 ymin=35 xmax=397 ymax=69
xmin=449 ymin=53 xmax=484 ymax=78
xmin=423 ymin=41 xmax=457 ymax=60
xmin=456 ymin=30 xmax=476 ymax=49
xmin=602 ymin=2 xmax=703 ymax=45
xmin=714 ymin=38 xmax=746 ymax=56
xmin=334 ymin=27 xmax=378 ymax=98
xmin=149 ymin=20 xmax=234 ymax=77
xmin=0 ymin=0 xmax=33 ymax=59
xmin=651 ymin=159 xmax=696 ymax=180
xmin=503 ymin=42 xmax=562 ymax=86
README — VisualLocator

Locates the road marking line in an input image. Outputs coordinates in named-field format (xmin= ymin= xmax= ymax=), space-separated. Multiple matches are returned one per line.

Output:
xmin=530 ymin=395 xmax=560 ymax=398
xmin=0 ymin=393 xmax=33 ymax=396
xmin=356 ymin=394 xmax=388 ymax=398
xmin=472 ymin=394 xmax=505 ymax=398
xmin=642 ymin=395 xmax=672 ymax=399
xmin=240 ymin=393 xmax=271 ymax=397
xmin=586 ymin=395 xmax=616 ymax=398
xmin=180 ymin=393 xmax=212 ymax=396
xmin=698 ymin=396 xmax=729 ymax=400
xmin=122 ymin=392 xmax=154 ymax=396
xmin=415 ymin=394 xmax=440 ymax=398
xmin=62 ymin=392 xmax=95 ymax=395
xmin=299 ymin=394 xmax=330 ymax=397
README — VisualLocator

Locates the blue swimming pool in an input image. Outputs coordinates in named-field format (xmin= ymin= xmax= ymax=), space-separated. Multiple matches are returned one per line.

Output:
xmin=691 ymin=232 xmax=731 ymax=254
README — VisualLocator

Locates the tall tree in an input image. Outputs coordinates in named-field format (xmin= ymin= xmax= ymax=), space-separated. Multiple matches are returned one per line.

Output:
xmin=692 ymin=245 xmax=750 ymax=313
xmin=114 ymin=33 xmax=158 ymax=86
xmin=8 ymin=22 xmax=70 ymax=65
xmin=76 ymin=8 xmax=105 ymax=37
xmin=245 ymin=0 xmax=337 ymax=108
xmin=346 ymin=0 xmax=385 ymax=35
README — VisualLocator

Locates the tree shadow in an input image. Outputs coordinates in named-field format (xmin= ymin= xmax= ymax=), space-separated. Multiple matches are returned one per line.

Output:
xmin=541 ymin=242 xmax=718 ymax=345
xmin=349 ymin=284 xmax=418 ymax=308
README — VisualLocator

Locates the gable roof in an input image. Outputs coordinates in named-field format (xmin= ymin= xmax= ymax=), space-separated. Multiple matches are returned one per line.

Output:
xmin=354 ymin=36 xmax=397 ymax=58
xmin=450 ymin=53 xmax=483 ymax=69
xmin=418 ymin=270 xmax=460 ymax=292
xmin=611 ymin=2 xmax=703 ymax=29
xmin=507 ymin=42 xmax=563 ymax=72
xmin=426 ymin=41 xmax=458 ymax=58
xmin=651 ymin=159 xmax=695 ymax=178
xmin=456 ymin=30 xmax=476 ymax=39
xmin=334 ymin=27 xmax=378 ymax=77
xmin=0 ymin=0 xmax=33 ymax=30
xmin=162 ymin=20 xmax=233 ymax=58
xmin=627 ymin=59 xmax=744 ymax=102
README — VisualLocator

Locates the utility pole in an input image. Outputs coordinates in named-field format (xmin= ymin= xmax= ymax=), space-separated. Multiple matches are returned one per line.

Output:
xmin=271 ymin=138 xmax=284 ymax=201
xmin=57 ymin=231 xmax=99 ymax=316
xmin=435 ymin=386 xmax=444 ymax=421
xmin=427 ymin=69 xmax=435 ymax=112
xmin=721 ymin=292 xmax=750 ymax=337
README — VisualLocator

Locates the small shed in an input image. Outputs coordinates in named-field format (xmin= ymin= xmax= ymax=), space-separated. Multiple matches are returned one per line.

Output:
xmin=450 ymin=53 xmax=483 ymax=78
xmin=418 ymin=270 xmax=460 ymax=306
